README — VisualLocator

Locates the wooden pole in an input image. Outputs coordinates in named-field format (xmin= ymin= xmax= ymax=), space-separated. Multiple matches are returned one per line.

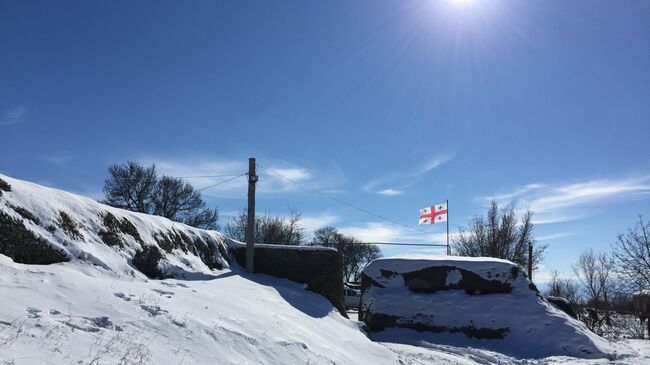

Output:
xmin=246 ymin=157 xmax=257 ymax=273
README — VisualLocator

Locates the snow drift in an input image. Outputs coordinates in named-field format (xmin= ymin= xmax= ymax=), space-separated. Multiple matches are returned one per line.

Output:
xmin=0 ymin=173 xmax=230 ymax=279
xmin=359 ymin=255 xmax=620 ymax=359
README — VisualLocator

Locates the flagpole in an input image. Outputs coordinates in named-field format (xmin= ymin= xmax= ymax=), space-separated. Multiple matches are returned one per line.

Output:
xmin=446 ymin=199 xmax=450 ymax=256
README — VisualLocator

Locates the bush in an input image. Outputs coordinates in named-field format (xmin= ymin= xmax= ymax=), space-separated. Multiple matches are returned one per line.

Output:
xmin=10 ymin=205 xmax=39 ymax=224
xmin=0 ymin=211 xmax=68 ymax=264
xmin=132 ymin=246 xmax=164 ymax=278
xmin=58 ymin=211 xmax=82 ymax=240
xmin=0 ymin=178 xmax=11 ymax=196
xmin=98 ymin=213 xmax=143 ymax=248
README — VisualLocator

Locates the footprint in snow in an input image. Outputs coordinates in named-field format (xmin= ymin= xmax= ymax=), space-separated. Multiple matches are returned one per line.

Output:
xmin=61 ymin=316 xmax=122 ymax=332
xmin=25 ymin=307 xmax=42 ymax=318
xmin=151 ymin=288 xmax=174 ymax=298
xmin=113 ymin=292 xmax=132 ymax=301
xmin=140 ymin=304 xmax=168 ymax=317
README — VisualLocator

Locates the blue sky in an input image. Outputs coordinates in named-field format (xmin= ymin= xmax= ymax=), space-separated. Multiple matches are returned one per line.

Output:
xmin=1 ymin=0 xmax=649 ymax=281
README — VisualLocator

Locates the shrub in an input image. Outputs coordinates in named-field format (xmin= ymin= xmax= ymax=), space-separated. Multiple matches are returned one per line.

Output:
xmin=10 ymin=205 xmax=39 ymax=225
xmin=99 ymin=213 xmax=143 ymax=248
xmin=0 ymin=211 xmax=68 ymax=264
xmin=58 ymin=211 xmax=82 ymax=240
xmin=0 ymin=178 xmax=11 ymax=196
xmin=132 ymin=245 xmax=164 ymax=278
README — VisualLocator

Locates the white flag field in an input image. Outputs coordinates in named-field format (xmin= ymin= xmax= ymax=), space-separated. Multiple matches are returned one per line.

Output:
xmin=419 ymin=202 xmax=448 ymax=225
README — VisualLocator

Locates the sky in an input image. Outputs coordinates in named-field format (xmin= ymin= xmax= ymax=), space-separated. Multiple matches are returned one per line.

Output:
xmin=1 ymin=0 xmax=649 ymax=282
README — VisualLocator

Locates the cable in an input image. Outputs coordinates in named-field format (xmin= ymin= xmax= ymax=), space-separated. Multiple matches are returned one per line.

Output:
xmin=114 ymin=173 xmax=245 ymax=180
xmin=314 ymin=242 xmax=448 ymax=247
xmin=197 ymin=173 xmax=248 ymax=192
xmin=256 ymin=163 xmax=429 ymax=235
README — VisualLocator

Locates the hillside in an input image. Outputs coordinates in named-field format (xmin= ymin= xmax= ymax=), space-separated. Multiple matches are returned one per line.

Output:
xmin=1 ymin=174 xmax=649 ymax=364
xmin=0 ymin=173 xmax=231 ymax=279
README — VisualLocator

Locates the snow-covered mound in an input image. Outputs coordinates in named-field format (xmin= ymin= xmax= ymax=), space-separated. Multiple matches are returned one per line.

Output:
xmin=0 ymin=255 xmax=405 ymax=364
xmin=360 ymin=255 xmax=622 ymax=360
xmin=0 ymin=173 xmax=230 ymax=279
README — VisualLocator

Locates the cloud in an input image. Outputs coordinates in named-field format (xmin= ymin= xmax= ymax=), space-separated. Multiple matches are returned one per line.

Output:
xmin=141 ymin=157 xmax=344 ymax=199
xmin=43 ymin=153 xmax=76 ymax=166
xmin=300 ymin=213 xmax=340 ymax=233
xmin=363 ymin=152 xmax=455 ymax=196
xmin=377 ymin=189 xmax=404 ymax=196
xmin=339 ymin=222 xmax=404 ymax=242
xmin=0 ymin=106 xmax=27 ymax=126
xmin=483 ymin=176 xmax=650 ymax=224
xmin=338 ymin=221 xmax=457 ymax=244
xmin=536 ymin=232 xmax=576 ymax=241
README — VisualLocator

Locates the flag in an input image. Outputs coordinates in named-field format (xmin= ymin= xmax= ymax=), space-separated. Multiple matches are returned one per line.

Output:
xmin=419 ymin=202 xmax=448 ymax=225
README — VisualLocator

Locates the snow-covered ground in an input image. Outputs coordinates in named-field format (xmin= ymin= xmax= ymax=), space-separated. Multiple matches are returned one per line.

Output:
xmin=0 ymin=255 xmax=400 ymax=364
xmin=1 ymin=174 xmax=650 ymax=364
xmin=1 ymin=255 xmax=649 ymax=365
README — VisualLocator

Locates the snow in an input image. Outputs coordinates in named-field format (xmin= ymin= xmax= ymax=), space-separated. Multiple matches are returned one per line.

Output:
xmin=0 ymin=173 xmax=231 ymax=278
xmin=363 ymin=255 xmax=518 ymax=282
xmin=361 ymin=256 xmax=632 ymax=360
xmin=0 ymin=255 xmax=401 ymax=364
xmin=2 ymin=174 xmax=650 ymax=364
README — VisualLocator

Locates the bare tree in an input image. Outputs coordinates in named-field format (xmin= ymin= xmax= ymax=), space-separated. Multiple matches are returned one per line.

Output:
xmin=545 ymin=270 xmax=582 ymax=305
xmin=453 ymin=200 xmax=547 ymax=273
xmin=612 ymin=216 xmax=650 ymax=291
xmin=308 ymin=226 xmax=381 ymax=282
xmin=102 ymin=161 xmax=219 ymax=230
xmin=572 ymin=249 xmax=616 ymax=331
xmin=103 ymin=161 xmax=157 ymax=213
xmin=225 ymin=209 xmax=304 ymax=245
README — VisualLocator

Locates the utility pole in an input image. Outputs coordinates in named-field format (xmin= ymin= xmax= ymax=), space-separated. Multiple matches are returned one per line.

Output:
xmin=246 ymin=157 xmax=257 ymax=273
xmin=528 ymin=242 xmax=533 ymax=280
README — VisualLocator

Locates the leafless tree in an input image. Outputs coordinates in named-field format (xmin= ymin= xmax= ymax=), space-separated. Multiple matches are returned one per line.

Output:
xmin=453 ymin=200 xmax=547 ymax=273
xmin=309 ymin=226 xmax=381 ymax=282
xmin=545 ymin=270 xmax=582 ymax=305
xmin=612 ymin=216 xmax=650 ymax=291
xmin=572 ymin=249 xmax=616 ymax=331
xmin=103 ymin=161 xmax=219 ymax=230
xmin=225 ymin=209 xmax=304 ymax=245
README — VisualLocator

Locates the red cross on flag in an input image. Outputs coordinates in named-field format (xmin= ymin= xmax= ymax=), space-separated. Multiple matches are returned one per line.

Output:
xmin=419 ymin=202 xmax=448 ymax=225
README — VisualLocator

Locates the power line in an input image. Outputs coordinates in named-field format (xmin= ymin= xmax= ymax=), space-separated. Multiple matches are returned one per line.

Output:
xmin=113 ymin=173 xmax=246 ymax=180
xmin=256 ymin=163 xmax=429 ymax=235
xmin=314 ymin=242 xmax=448 ymax=247
xmin=197 ymin=173 xmax=248 ymax=192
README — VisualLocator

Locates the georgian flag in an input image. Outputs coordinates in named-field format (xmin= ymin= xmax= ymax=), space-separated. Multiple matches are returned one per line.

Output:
xmin=419 ymin=202 xmax=448 ymax=225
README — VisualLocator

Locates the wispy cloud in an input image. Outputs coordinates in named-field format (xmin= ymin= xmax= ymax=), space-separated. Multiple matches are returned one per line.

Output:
xmin=142 ymin=157 xmax=345 ymax=199
xmin=536 ymin=232 xmax=576 ymax=241
xmin=300 ymin=213 xmax=340 ymax=233
xmin=377 ymin=189 xmax=404 ymax=196
xmin=43 ymin=153 xmax=76 ymax=166
xmin=338 ymin=221 xmax=458 ymax=244
xmin=363 ymin=152 xmax=456 ymax=196
xmin=0 ymin=106 xmax=27 ymax=126
xmin=483 ymin=176 xmax=650 ymax=224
